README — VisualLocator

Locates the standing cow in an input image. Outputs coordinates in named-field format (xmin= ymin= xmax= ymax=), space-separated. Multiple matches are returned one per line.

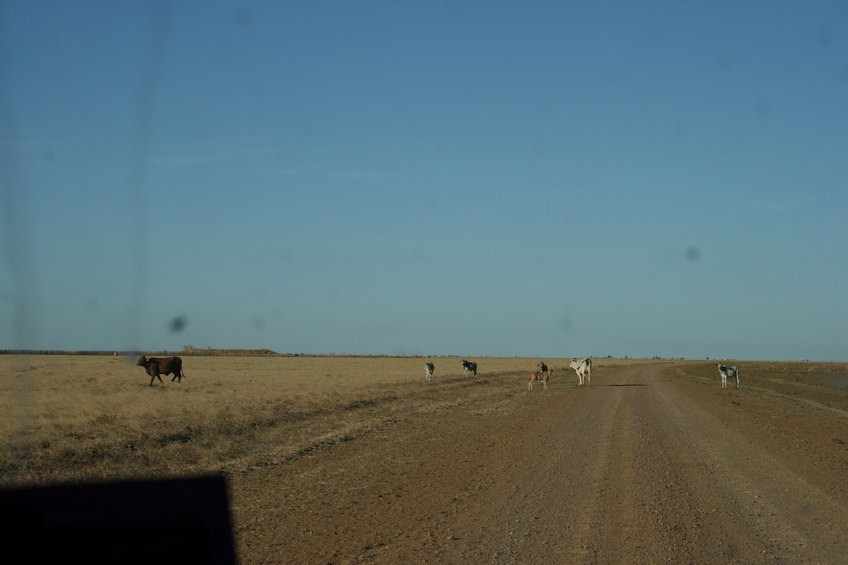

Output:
xmin=717 ymin=363 xmax=740 ymax=390
xmin=425 ymin=362 xmax=435 ymax=382
xmin=570 ymin=357 xmax=592 ymax=386
xmin=137 ymin=355 xmax=185 ymax=387
xmin=461 ymin=359 xmax=478 ymax=379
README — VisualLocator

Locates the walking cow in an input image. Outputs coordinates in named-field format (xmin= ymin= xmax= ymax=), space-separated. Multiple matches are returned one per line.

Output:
xmin=137 ymin=355 xmax=186 ymax=387
xmin=425 ymin=362 xmax=435 ymax=382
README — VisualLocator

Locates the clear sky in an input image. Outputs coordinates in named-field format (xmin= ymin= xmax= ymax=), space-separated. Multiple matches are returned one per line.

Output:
xmin=1 ymin=1 xmax=847 ymax=360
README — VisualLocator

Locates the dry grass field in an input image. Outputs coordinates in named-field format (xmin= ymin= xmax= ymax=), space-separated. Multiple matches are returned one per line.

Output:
xmin=3 ymin=354 xmax=848 ymax=563
xmin=2 ymin=354 xmax=624 ymax=484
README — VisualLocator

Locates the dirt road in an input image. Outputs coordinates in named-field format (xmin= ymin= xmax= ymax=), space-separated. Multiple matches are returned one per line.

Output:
xmin=230 ymin=363 xmax=848 ymax=564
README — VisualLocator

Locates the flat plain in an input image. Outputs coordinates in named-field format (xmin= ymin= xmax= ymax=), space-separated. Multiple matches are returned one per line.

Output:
xmin=3 ymin=354 xmax=848 ymax=563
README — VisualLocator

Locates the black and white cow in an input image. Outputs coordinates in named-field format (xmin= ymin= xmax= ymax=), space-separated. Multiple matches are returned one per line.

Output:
xmin=461 ymin=359 xmax=478 ymax=379
xmin=717 ymin=363 xmax=740 ymax=390
xmin=425 ymin=362 xmax=435 ymax=382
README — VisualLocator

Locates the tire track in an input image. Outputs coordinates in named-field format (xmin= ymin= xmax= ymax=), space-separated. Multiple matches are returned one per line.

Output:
xmin=457 ymin=382 xmax=617 ymax=563
xmin=554 ymin=381 xmax=635 ymax=563
xmin=636 ymin=367 xmax=766 ymax=563
xmin=652 ymin=366 xmax=848 ymax=562
xmin=424 ymin=378 xmax=632 ymax=563
xmin=448 ymin=370 xmax=649 ymax=563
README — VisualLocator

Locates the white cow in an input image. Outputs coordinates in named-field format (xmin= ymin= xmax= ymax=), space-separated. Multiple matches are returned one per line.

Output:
xmin=425 ymin=362 xmax=435 ymax=382
xmin=570 ymin=357 xmax=592 ymax=387
xmin=717 ymin=363 xmax=740 ymax=390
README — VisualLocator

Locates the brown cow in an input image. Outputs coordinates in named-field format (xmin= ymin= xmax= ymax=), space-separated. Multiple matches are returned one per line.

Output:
xmin=528 ymin=368 xmax=552 ymax=391
xmin=137 ymin=355 xmax=185 ymax=387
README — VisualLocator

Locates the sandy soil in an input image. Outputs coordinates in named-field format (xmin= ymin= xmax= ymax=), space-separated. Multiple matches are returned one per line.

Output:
xmin=229 ymin=362 xmax=848 ymax=564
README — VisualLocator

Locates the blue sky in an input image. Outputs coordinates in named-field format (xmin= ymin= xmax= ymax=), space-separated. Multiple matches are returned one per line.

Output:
xmin=1 ymin=1 xmax=847 ymax=360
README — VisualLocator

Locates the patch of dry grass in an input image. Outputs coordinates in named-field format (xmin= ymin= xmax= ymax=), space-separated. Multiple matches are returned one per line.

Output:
xmin=9 ymin=354 xmax=836 ymax=487
xmin=1 ymin=355 xmax=589 ymax=485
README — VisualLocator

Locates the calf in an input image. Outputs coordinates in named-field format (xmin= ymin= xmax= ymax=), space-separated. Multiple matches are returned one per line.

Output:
xmin=425 ymin=362 xmax=435 ymax=382
xmin=528 ymin=368 xmax=552 ymax=391
xmin=461 ymin=359 xmax=478 ymax=379
xmin=537 ymin=361 xmax=548 ymax=373
xmin=717 ymin=363 xmax=740 ymax=390
xmin=137 ymin=355 xmax=185 ymax=387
